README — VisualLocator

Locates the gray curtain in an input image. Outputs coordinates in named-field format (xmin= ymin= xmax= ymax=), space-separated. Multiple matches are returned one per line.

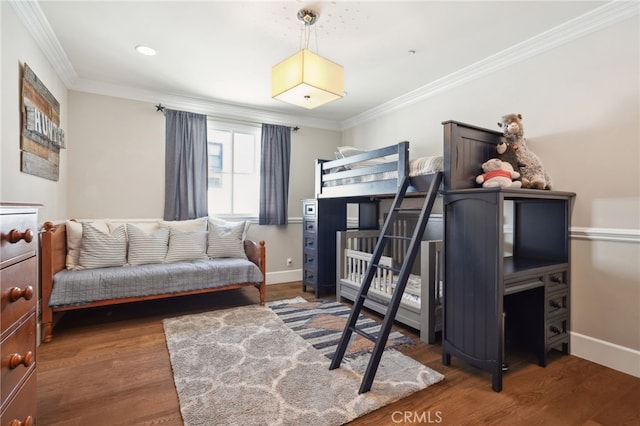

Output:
xmin=164 ymin=109 xmax=208 ymax=220
xmin=259 ymin=123 xmax=291 ymax=225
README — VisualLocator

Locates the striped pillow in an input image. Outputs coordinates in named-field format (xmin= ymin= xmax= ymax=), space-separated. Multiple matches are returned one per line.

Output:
xmin=127 ymin=224 xmax=169 ymax=266
xmin=78 ymin=223 xmax=127 ymax=269
xmin=164 ymin=228 xmax=208 ymax=263
xmin=207 ymin=221 xmax=246 ymax=259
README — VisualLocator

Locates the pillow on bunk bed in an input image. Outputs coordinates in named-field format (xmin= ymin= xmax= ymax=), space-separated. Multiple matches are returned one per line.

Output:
xmin=336 ymin=145 xmax=392 ymax=170
xmin=408 ymin=156 xmax=444 ymax=176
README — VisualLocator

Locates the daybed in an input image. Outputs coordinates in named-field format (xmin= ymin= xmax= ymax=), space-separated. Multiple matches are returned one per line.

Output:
xmin=40 ymin=217 xmax=266 ymax=342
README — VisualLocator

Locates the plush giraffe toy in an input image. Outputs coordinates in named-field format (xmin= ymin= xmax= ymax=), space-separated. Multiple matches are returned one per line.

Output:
xmin=497 ymin=113 xmax=551 ymax=190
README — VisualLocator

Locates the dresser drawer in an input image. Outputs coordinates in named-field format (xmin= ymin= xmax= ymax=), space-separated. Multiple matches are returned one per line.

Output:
xmin=0 ymin=369 xmax=36 ymax=425
xmin=547 ymin=270 xmax=569 ymax=292
xmin=303 ymin=235 xmax=316 ymax=250
xmin=546 ymin=315 xmax=569 ymax=347
xmin=1 ymin=258 xmax=37 ymax=336
xmin=303 ymin=219 xmax=317 ymax=234
xmin=302 ymin=200 xmax=317 ymax=218
xmin=303 ymin=269 xmax=317 ymax=286
xmin=303 ymin=251 xmax=317 ymax=271
xmin=546 ymin=292 xmax=568 ymax=320
xmin=0 ymin=212 xmax=37 ymax=267
xmin=1 ymin=315 xmax=36 ymax=405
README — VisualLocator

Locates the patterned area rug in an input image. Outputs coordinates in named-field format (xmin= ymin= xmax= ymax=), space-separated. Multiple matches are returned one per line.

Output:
xmin=269 ymin=297 xmax=414 ymax=359
xmin=163 ymin=300 xmax=444 ymax=426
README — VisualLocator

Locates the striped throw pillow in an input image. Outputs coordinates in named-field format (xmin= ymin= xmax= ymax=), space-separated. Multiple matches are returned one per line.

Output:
xmin=127 ymin=224 xmax=169 ymax=266
xmin=207 ymin=221 xmax=246 ymax=259
xmin=164 ymin=228 xmax=208 ymax=263
xmin=78 ymin=223 xmax=127 ymax=269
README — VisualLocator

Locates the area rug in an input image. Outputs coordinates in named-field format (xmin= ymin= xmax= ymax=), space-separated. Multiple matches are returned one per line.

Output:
xmin=163 ymin=301 xmax=444 ymax=426
xmin=269 ymin=297 xmax=414 ymax=359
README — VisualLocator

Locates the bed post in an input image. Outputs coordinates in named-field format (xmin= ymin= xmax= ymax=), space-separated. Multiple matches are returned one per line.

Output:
xmin=398 ymin=141 xmax=409 ymax=188
xmin=41 ymin=221 xmax=66 ymax=343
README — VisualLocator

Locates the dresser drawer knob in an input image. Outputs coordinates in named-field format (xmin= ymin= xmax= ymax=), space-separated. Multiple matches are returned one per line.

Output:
xmin=6 ymin=228 xmax=34 ymax=244
xmin=9 ymin=416 xmax=34 ymax=426
xmin=8 ymin=351 xmax=34 ymax=369
xmin=9 ymin=286 xmax=34 ymax=302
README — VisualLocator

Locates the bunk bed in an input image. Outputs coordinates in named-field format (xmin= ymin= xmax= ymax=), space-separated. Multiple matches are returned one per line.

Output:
xmin=313 ymin=120 xmax=501 ymax=342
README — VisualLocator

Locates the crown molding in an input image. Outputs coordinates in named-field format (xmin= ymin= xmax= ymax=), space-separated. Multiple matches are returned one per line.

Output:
xmin=9 ymin=0 xmax=78 ymax=87
xmin=12 ymin=0 xmax=638 ymax=132
xmin=72 ymin=78 xmax=343 ymax=131
xmin=11 ymin=0 xmax=342 ymax=131
xmin=340 ymin=0 xmax=640 ymax=130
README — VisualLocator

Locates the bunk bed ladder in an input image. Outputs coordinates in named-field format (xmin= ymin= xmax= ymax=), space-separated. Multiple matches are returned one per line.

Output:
xmin=329 ymin=172 xmax=443 ymax=393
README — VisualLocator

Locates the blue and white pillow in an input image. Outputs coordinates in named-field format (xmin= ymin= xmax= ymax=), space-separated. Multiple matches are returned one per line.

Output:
xmin=127 ymin=224 xmax=169 ymax=266
xmin=78 ymin=222 xmax=127 ymax=269
xmin=207 ymin=221 xmax=247 ymax=259
xmin=164 ymin=228 xmax=208 ymax=263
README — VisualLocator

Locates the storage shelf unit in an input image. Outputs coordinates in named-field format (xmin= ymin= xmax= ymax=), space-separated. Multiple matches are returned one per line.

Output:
xmin=302 ymin=198 xmax=378 ymax=298
xmin=442 ymin=188 xmax=575 ymax=392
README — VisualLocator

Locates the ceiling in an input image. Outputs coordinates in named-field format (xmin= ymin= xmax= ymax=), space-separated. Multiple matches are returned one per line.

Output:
xmin=17 ymin=1 xmax=612 ymax=126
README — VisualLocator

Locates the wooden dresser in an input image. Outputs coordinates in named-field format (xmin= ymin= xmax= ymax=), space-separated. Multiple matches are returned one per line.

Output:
xmin=1 ymin=203 xmax=39 ymax=426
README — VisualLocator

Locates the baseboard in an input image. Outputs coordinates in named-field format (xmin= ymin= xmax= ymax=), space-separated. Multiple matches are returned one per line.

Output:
xmin=571 ymin=331 xmax=640 ymax=378
xmin=266 ymin=269 xmax=302 ymax=285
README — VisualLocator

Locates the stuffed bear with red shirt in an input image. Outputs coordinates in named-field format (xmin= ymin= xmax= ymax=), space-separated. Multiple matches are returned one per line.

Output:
xmin=476 ymin=158 xmax=522 ymax=188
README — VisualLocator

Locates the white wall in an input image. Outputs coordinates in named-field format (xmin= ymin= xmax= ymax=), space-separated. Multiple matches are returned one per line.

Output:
xmin=65 ymin=91 xmax=342 ymax=276
xmin=1 ymin=3 xmax=68 ymax=221
xmin=67 ymin=91 xmax=165 ymax=218
xmin=342 ymin=16 xmax=640 ymax=376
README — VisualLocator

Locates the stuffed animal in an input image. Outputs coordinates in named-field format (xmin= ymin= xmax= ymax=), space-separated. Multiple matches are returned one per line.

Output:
xmin=476 ymin=158 xmax=522 ymax=188
xmin=495 ymin=136 xmax=522 ymax=182
xmin=497 ymin=113 xmax=551 ymax=190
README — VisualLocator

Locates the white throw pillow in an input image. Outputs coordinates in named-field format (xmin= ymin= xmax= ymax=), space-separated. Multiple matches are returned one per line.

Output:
xmin=127 ymin=224 xmax=170 ymax=266
xmin=108 ymin=220 xmax=162 ymax=235
xmin=78 ymin=223 xmax=127 ymax=269
xmin=66 ymin=219 xmax=109 ymax=269
xmin=164 ymin=228 xmax=208 ymax=263
xmin=208 ymin=216 xmax=250 ymax=240
xmin=161 ymin=217 xmax=208 ymax=232
xmin=207 ymin=221 xmax=247 ymax=259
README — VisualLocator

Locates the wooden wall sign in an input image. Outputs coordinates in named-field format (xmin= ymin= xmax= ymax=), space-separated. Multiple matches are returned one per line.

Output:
xmin=20 ymin=63 xmax=66 ymax=181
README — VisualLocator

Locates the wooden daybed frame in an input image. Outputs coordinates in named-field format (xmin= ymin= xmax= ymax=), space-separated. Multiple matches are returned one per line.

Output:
xmin=40 ymin=221 xmax=266 ymax=342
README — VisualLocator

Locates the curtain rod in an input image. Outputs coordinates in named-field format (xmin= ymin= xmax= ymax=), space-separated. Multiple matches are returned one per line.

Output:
xmin=155 ymin=104 xmax=299 ymax=131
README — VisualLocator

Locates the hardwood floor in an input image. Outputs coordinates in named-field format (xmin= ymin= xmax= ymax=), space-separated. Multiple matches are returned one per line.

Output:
xmin=37 ymin=282 xmax=639 ymax=425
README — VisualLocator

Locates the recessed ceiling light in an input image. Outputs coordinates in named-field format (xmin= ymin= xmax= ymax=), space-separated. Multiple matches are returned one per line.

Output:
xmin=135 ymin=45 xmax=157 ymax=56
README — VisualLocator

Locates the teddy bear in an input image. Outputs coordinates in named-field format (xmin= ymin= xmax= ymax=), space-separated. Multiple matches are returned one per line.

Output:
xmin=495 ymin=136 xmax=522 ymax=183
xmin=476 ymin=158 xmax=522 ymax=188
xmin=497 ymin=113 xmax=551 ymax=190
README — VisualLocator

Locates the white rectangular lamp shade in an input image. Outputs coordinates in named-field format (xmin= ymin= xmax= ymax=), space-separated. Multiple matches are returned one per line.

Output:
xmin=272 ymin=49 xmax=344 ymax=109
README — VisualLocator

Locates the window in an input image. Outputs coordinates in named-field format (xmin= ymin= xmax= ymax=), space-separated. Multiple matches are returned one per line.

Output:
xmin=207 ymin=121 xmax=261 ymax=217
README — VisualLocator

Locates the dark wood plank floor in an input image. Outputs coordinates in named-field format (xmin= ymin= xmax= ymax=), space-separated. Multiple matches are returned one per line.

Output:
xmin=37 ymin=282 xmax=640 ymax=425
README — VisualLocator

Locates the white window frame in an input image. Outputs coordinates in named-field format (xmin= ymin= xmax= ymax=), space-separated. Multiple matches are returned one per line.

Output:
xmin=207 ymin=119 xmax=261 ymax=220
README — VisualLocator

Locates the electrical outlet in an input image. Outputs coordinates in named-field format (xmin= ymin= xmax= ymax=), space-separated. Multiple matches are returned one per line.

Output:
xmin=286 ymin=258 xmax=293 ymax=266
